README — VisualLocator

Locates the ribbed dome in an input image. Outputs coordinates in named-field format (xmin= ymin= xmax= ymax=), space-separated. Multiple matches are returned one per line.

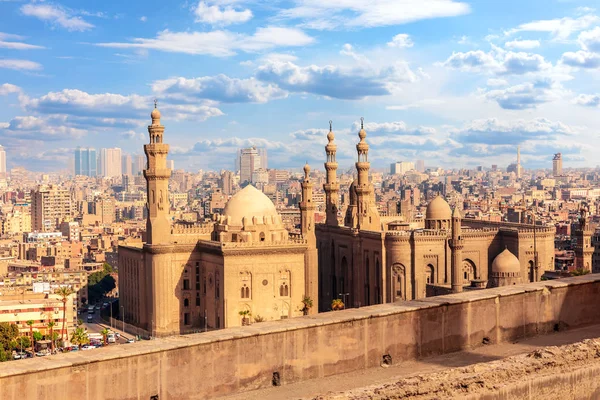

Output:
xmin=492 ymin=249 xmax=521 ymax=274
xmin=223 ymin=185 xmax=278 ymax=226
xmin=426 ymin=196 xmax=452 ymax=220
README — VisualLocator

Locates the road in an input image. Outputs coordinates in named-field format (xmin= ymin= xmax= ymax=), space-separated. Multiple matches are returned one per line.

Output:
xmin=80 ymin=308 xmax=129 ymax=345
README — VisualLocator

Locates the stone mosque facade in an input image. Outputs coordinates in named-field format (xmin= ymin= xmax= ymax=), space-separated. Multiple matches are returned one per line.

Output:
xmin=315 ymin=121 xmax=558 ymax=312
xmin=119 ymin=106 xmax=567 ymax=336
xmin=118 ymin=106 xmax=318 ymax=337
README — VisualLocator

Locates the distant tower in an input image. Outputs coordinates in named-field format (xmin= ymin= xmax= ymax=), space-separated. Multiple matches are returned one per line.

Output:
xmin=323 ymin=121 xmax=339 ymax=226
xmin=516 ymin=145 xmax=522 ymax=179
xmin=144 ymin=101 xmax=172 ymax=245
xmin=553 ymin=153 xmax=563 ymax=176
xmin=353 ymin=118 xmax=381 ymax=230
xmin=450 ymin=207 xmax=464 ymax=293
xmin=575 ymin=205 xmax=593 ymax=272
xmin=300 ymin=163 xmax=318 ymax=312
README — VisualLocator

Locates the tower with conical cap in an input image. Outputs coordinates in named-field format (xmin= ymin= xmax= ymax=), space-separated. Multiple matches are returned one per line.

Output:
xmin=353 ymin=118 xmax=380 ymax=230
xmin=450 ymin=206 xmax=464 ymax=293
xmin=323 ymin=121 xmax=339 ymax=226
xmin=300 ymin=163 xmax=318 ymax=312
xmin=144 ymin=100 xmax=172 ymax=245
xmin=575 ymin=205 xmax=593 ymax=272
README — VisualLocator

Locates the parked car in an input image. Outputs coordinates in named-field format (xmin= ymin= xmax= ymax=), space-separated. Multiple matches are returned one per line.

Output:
xmin=87 ymin=314 xmax=93 ymax=322
xmin=35 ymin=351 xmax=49 ymax=357
xmin=13 ymin=353 xmax=21 ymax=360
xmin=126 ymin=338 xmax=135 ymax=344
xmin=94 ymin=304 xmax=101 ymax=310
xmin=102 ymin=302 xmax=109 ymax=308
xmin=81 ymin=345 xmax=95 ymax=351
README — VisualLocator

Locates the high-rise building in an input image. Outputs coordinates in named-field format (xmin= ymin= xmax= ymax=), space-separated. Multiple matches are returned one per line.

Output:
xmin=74 ymin=147 xmax=97 ymax=177
xmin=390 ymin=161 xmax=415 ymax=175
xmin=167 ymin=160 xmax=175 ymax=170
xmin=416 ymin=160 xmax=425 ymax=173
xmin=0 ymin=145 xmax=6 ymax=179
xmin=99 ymin=148 xmax=122 ymax=177
xmin=31 ymin=185 xmax=72 ymax=232
xmin=220 ymin=171 xmax=234 ymax=195
xmin=133 ymin=154 xmax=145 ymax=176
xmin=553 ymin=153 xmax=563 ymax=176
xmin=121 ymin=154 xmax=132 ymax=176
xmin=239 ymin=147 xmax=261 ymax=183
xmin=257 ymin=148 xmax=268 ymax=170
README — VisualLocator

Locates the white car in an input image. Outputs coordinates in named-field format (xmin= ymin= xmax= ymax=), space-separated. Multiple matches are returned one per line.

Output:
xmin=81 ymin=345 xmax=95 ymax=351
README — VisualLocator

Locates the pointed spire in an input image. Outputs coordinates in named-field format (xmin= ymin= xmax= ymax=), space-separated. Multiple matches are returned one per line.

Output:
xmin=327 ymin=120 xmax=335 ymax=143
xmin=453 ymin=206 xmax=461 ymax=218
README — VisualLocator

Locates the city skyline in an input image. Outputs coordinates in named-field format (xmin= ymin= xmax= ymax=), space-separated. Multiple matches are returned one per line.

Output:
xmin=0 ymin=0 xmax=599 ymax=172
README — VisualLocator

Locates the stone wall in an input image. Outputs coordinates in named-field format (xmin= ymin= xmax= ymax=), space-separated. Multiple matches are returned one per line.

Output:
xmin=2 ymin=275 xmax=600 ymax=400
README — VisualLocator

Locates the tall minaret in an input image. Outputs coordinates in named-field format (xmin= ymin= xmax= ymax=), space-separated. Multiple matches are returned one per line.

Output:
xmin=575 ymin=205 xmax=593 ymax=273
xmin=144 ymin=101 xmax=172 ymax=245
xmin=450 ymin=206 xmax=464 ymax=293
xmin=324 ymin=121 xmax=339 ymax=226
xmin=354 ymin=118 xmax=380 ymax=230
xmin=300 ymin=163 xmax=318 ymax=313
xmin=516 ymin=145 xmax=522 ymax=179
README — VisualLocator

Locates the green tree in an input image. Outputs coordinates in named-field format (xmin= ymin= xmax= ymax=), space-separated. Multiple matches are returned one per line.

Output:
xmin=0 ymin=322 xmax=19 ymax=352
xmin=572 ymin=268 xmax=590 ymax=276
xmin=0 ymin=345 xmax=10 ymax=362
xmin=55 ymin=286 xmax=74 ymax=343
xmin=33 ymin=331 xmax=43 ymax=342
xmin=26 ymin=320 xmax=35 ymax=356
xmin=70 ymin=327 xmax=89 ymax=347
xmin=103 ymin=262 xmax=115 ymax=273
xmin=16 ymin=336 xmax=30 ymax=351
xmin=100 ymin=328 xmax=109 ymax=346
xmin=301 ymin=295 xmax=313 ymax=315
xmin=47 ymin=322 xmax=56 ymax=352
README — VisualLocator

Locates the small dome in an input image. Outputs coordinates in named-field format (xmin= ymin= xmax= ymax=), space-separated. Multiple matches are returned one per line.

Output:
xmin=358 ymin=117 xmax=366 ymax=140
xmin=222 ymin=185 xmax=278 ymax=226
xmin=327 ymin=130 xmax=335 ymax=142
xmin=151 ymin=107 xmax=161 ymax=121
xmin=492 ymin=248 xmax=521 ymax=274
xmin=426 ymin=196 xmax=452 ymax=220
xmin=303 ymin=163 xmax=310 ymax=176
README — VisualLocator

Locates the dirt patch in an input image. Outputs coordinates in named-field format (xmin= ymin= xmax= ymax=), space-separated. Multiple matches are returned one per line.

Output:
xmin=312 ymin=338 xmax=600 ymax=399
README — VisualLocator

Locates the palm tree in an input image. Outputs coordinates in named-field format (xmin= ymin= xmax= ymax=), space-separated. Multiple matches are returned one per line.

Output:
xmin=238 ymin=310 xmax=252 ymax=326
xmin=26 ymin=320 xmax=35 ymax=356
xmin=47 ymin=322 xmax=56 ymax=352
xmin=100 ymin=328 xmax=109 ymax=346
xmin=301 ymin=295 xmax=313 ymax=316
xmin=55 ymin=286 xmax=74 ymax=343
xmin=70 ymin=327 xmax=89 ymax=347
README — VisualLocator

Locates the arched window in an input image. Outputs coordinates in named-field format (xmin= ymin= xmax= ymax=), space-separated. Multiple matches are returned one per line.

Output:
xmin=260 ymin=232 xmax=265 ymax=242
xmin=184 ymin=298 xmax=189 ymax=307
xmin=392 ymin=264 xmax=406 ymax=301
xmin=528 ymin=260 xmax=535 ymax=282
xmin=425 ymin=264 xmax=434 ymax=284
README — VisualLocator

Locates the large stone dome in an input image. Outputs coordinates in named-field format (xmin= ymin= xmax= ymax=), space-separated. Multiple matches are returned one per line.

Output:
xmin=223 ymin=185 xmax=278 ymax=226
xmin=492 ymin=248 xmax=521 ymax=274
xmin=426 ymin=196 xmax=452 ymax=220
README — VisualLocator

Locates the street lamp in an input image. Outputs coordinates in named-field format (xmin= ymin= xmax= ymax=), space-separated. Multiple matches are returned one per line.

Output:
xmin=338 ymin=293 xmax=349 ymax=309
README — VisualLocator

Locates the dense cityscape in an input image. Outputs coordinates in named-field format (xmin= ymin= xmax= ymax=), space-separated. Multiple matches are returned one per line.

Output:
xmin=2 ymin=0 xmax=600 ymax=398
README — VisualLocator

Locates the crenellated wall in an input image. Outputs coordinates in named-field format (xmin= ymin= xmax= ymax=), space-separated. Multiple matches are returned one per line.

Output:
xmin=2 ymin=275 xmax=600 ymax=400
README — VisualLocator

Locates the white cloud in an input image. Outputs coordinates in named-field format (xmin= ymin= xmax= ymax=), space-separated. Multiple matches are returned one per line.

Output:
xmin=351 ymin=120 xmax=436 ymax=136
xmin=483 ymin=79 xmax=564 ymax=110
xmin=560 ymin=50 xmax=600 ymax=69
xmin=504 ymin=39 xmax=540 ymax=50
xmin=0 ymin=32 xmax=44 ymax=50
xmin=578 ymin=26 xmax=600 ymax=52
xmin=387 ymin=34 xmax=414 ymax=48
xmin=505 ymin=14 xmax=599 ymax=40
xmin=0 ymin=83 xmax=21 ymax=95
xmin=573 ymin=94 xmax=600 ymax=107
xmin=442 ymin=47 xmax=551 ymax=75
xmin=386 ymin=99 xmax=445 ymax=110
xmin=96 ymin=27 xmax=314 ymax=57
xmin=0 ymin=59 xmax=42 ymax=71
xmin=1 ymin=115 xmax=87 ymax=140
xmin=139 ymin=16 xmax=147 ymax=22
xmin=194 ymin=1 xmax=252 ymax=26
xmin=486 ymin=78 xmax=508 ymax=87
xmin=151 ymin=74 xmax=287 ymax=103
xmin=277 ymin=0 xmax=470 ymax=30
xmin=20 ymin=3 xmax=94 ymax=32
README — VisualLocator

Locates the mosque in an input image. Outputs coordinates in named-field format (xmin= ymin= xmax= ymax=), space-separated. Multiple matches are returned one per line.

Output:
xmin=119 ymin=105 xmax=318 ymax=337
xmin=118 ymin=106 xmax=562 ymax=336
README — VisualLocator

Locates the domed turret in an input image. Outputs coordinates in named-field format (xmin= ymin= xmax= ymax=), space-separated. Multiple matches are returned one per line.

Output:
xmin=488 ymin=248 xmax=523 ymax=288
xmin=151 ymin=99 xmax=161 ymax=124
xmin=303 ymin=163 xmax=311 ymax=178
xmin=222 ymin=185 xmax=278 ymax=227
xmin=425 ymin=196 xmax=452 ymax=229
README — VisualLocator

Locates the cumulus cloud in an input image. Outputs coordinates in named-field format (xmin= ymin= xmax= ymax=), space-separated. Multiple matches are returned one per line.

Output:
xmin=452 ymin=117 xmax=576 ymax=145
xmin=0 ymin=59 xmax=42 ymax=71
xmin=255 ymin=60 xmax=419 ymax=100
xmin=0 ymin=115 xmax=87 ymax=140
xmin=96 ymin=27 xmax=314 ymax=57
xmin=194 ymin=1 xmax=252 ymax=26
xmin=0 ymin=83 xmax=21 ymax=95
xmin=277 ymin=0 xmax=470 ymax=30
xmin=387 ymin=34 xmax=414 ymax=48
xmin=0 ymin=32 xmax=45 ymax=50
xmin=578 ymin=26 xmax=600 ymax=52
xmin=442 ymin=47 xmax=551 ymax=75
xmin=20 ymin=3 xmax=94 ymax=32
xmin=573 ymin=93 xmax=600 ymax=107
xmin=151 ymin=75 xmax=287 ymax=103
xmin=350 ymin=120 xmax=436 ymax=136
xmin=484 ymin=79 xmax=564 ymax=110
xmin=505 ymin=14 xmax=599 ymax=40
xmin=560 ymin=50 xmax=600 ymax=69
xmin=504 ymin=39 xmax=540 ymax=50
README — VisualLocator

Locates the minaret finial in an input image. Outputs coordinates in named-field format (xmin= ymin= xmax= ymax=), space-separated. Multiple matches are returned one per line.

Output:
xmin=154 ymin=99 xmax=158 ymax=109
xmin=329 ymin=120 xmax=332 ymax=131
xmin=360 ymin=117 xmax=364 ymax=129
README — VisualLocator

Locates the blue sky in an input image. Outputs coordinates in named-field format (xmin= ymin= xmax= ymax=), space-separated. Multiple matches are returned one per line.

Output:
xmin=1 ymin=0 xmax=600 ymax=172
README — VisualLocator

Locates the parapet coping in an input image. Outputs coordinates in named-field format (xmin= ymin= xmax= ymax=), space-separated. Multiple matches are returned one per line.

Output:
xmin=1 ymin=274 xmax=599 ymax=378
